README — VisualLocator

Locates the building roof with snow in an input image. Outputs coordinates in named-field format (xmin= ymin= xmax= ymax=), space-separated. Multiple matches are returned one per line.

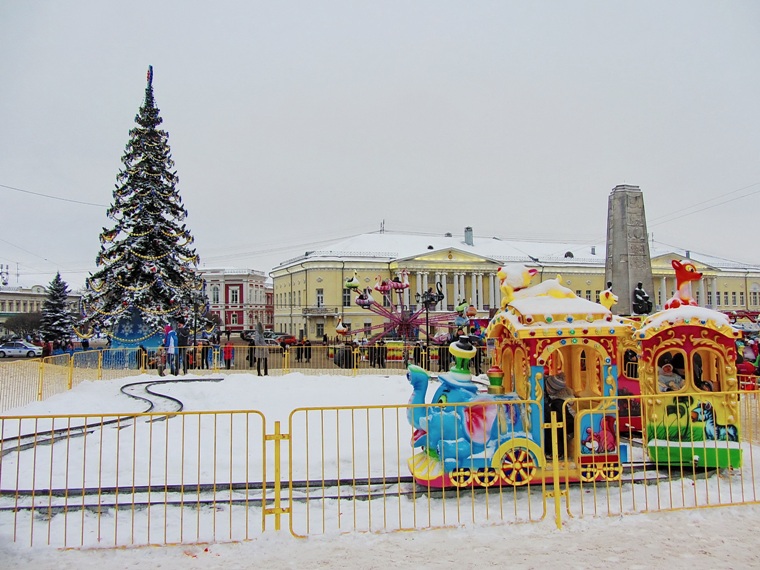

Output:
xmin=272 ymin=228 xmax=760 ymax=273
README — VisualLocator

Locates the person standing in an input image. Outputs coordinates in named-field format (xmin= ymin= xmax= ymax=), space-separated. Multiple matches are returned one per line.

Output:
xmin=304 ymin=338 xmax=312 ymax=364
xmin=223 ymin=340 xmax=234 ymax=370
xmin=164 ymin=324 xmax=178 ymax=375
xmin=254 ymin=321 xmax=269 ymax=376
xmin=247 ymin=338 xmax=256 ymax=370
xmin=211 ymin=332 xmax=221 ymax=369
xmin=201 ymin=333 xmax=210 ymax=369
xmin=176 ymin=321 xmax=190 ymax=374
xmin=377 ymin=339 xmax=387 ymax=368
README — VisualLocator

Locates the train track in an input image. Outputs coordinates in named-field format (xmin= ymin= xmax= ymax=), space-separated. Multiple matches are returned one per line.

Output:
xmin=0 ymin=377 xmax=224 ymax=457
xmin=0 ymin=461 xmax=700 ymax=515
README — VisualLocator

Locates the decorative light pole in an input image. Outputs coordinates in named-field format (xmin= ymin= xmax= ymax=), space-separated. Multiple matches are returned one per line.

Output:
xmin=415 ymin=283 xmax=445 ymax=369
xmin=192 ymin=280 xmax=208 ymax=347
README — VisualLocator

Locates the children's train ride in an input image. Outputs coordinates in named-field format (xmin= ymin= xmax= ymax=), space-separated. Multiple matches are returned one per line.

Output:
xmin=406 ymin=263 xmax=744 ymax=488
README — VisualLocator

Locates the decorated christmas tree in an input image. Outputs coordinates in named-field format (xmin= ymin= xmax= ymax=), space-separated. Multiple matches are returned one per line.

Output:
xmin=79 ymin=66 xmax=206 ymax=348
xmin=39 ymin=272 xmax=75 ymax=343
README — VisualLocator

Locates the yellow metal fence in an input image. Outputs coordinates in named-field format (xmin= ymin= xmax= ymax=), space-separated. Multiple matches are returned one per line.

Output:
xmin=0 ymin=345 xmax=488 ymax=414
xmin=2 ymin=391 xmax=760 ymax=547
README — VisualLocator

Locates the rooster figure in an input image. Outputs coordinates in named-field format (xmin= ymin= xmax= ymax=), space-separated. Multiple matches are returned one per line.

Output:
xmin=664 ymin=259 xmax=703 ymax=310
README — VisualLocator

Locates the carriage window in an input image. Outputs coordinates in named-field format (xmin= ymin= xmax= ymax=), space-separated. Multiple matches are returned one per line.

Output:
xmin=657 ymin=351 xmax=686 ymax=393
xmin=623 ymin=350 xmax=639 ymax=379
xmin=693 ymin=348 xmax=723 ymax=392
xmin=514 ymin=348 xmax=530 ymax=400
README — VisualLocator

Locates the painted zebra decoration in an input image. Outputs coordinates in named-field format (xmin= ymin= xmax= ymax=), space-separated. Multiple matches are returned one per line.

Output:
xmin=691 ymin=402 xmax=739 ymax=442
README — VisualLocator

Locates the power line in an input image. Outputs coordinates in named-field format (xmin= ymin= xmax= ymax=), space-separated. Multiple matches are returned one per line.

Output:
xmin=0 ymin=183 xmax=107 ymax=208
xmin=648 ymin=182 xmax=760 ymax=226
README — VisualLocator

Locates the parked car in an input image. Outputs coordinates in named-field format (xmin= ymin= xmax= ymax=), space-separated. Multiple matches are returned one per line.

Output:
xmin=0 ymin=341 xmax=43 ymax=358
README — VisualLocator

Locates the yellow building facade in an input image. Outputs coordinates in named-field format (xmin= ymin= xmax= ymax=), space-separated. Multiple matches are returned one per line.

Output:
xmin=270 ymin=230 xmax=760 ymax=341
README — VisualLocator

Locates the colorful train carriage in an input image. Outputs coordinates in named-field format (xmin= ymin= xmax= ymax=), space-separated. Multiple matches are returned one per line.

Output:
xmin=485 ymin=283 xmax=635 ymax=484
xmin=406 ymin=273 xmax=635 ymax=488
xmin=636 ymin=306 xmax=742 ymax=469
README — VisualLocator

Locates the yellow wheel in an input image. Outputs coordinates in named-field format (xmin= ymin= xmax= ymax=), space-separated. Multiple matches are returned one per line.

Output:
xmin=499 ymin=447 xmax=537 ymax=486
xmin=449 ymin=469 xmax=473 ymax=487
xmin=599 ymin=462 xmax=623 ymax=481
xmin=473 ymin=468 xmax=501 ymax=487
xmin=579 ymin=464 xmax=600 ymax=482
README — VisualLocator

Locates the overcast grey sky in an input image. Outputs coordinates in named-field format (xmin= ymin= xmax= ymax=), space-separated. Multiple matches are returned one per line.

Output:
xmin=1 ymin=1 xmax=759 ymax=289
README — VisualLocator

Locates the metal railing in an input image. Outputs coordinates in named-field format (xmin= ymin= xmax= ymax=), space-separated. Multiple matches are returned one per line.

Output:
xmin=2 ymin=389 xmax=760 ymax=547
xmin=0 ymin=346 xmax=491 ymax=413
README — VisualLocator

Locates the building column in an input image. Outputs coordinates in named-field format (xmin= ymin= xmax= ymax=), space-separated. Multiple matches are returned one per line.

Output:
xmin=416 ymin=271 xmax=423 ymax=310
xmin=711 ymin=277 xmax=718 ymax=309
xmin=660 ymin=276 xmax=667 ymax=309
xmin=422 ymin=272 xmax=429 ymax=295
xmin=476 ymin=273 xmax=484 ymax=311
xmin=452 ymin=273 xmax=459 ymax=305
xmin=698 ymin=278 xmax=706 ymax=307
xmin=488 ymin=273 xmax=495 ymax=310
xmin=441 ymin=273 xmax=448 ymax=310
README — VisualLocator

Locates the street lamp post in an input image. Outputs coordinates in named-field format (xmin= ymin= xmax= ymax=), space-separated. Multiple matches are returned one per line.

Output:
xmin=415 ymin=283 xmax=445 ymax=369
xmin=192 ymin=280 xmax=208 ymax=347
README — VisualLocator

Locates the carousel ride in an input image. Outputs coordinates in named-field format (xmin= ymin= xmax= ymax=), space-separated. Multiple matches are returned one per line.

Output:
xmin=341 ymin=269 xmax=467 ymax=344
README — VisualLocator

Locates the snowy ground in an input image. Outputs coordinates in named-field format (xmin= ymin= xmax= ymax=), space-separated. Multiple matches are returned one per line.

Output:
xmin=2 ymin=371 xmax=760 ymax=568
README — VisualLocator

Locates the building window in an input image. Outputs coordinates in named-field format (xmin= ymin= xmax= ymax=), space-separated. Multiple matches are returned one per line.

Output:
xmin=707 ymin=292 xmax=713 ymax=306
xmin=716 ymin=292 xmax=721 ymax=306
xmin=230 ymin=288 xmax=239 ymax=304
xmin=732 ymin=292 xmax=737 ymax=306
xmin=212 ymin=287 xmax=220 ymax=304
xmin=316 ymin=288 xmax=324 ymax=307
xmin=725 ymin=292 xmax=729 ymax=306
xmin=383 ymin=294 xmax=390 ymax=307
xmin=231 ymin=313 xmax=238 ymax=325
xmin=298 ymin=291 xmax=301 ymax=306
xmin=740 ymin=292 xmax=745 ymax=306
xmin=316 ymin=323 xmax=324 ymax=338
xmin=343 ymin=288 xmax=351 ymax=307
xmin=364 ymin=322 xmax=372 ymax=337
xmin=595 ymin=290 xmax=601 ymax=303
xmin=585 ymin=290 xmax=591 ymax=301
xmin=575 ymin=290 xmax=582 ymax=297
xmin=752 ymin=292 xmax=758 ymax=306
xmin=695 ymin=291 xmax=700 ymax=305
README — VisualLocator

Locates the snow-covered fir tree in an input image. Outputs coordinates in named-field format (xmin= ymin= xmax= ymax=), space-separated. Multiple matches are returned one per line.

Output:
xmin=80 ymin=66 xmax=205 ymax=344
xmin=40 ymin=272 xmax=75 ymax=342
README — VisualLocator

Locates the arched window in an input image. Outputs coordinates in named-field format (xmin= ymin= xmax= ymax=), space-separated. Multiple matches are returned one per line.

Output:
xmin=564 ymin=251 xmax=574 ymax=258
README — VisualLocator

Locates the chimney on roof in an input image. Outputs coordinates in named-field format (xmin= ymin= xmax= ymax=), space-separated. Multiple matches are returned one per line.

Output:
xmin=685 ymin=250 xmax=690 ymax=259
xmin=591 ymin=246 xmax=596 ymax=256
xmin=464 ymin=226 xmax=473 ymax=246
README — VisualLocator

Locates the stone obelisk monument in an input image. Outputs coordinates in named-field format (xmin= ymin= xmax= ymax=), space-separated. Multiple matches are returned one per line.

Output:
xmin=605 ymin=185 xmax=655 ymax=315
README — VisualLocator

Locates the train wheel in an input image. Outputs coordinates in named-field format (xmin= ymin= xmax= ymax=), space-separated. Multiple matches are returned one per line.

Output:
xmin=499 ymin=447 xmax=537 ymax=486
xmin=449 ymin=469 xmax=473 ymax=487
xmin=579 ymin=464 xmax=600 ymax=482
xmin=599 ymin=463 xmax=623 ymax=482
xmin=473 ymin=468 xmax=500 ymax=487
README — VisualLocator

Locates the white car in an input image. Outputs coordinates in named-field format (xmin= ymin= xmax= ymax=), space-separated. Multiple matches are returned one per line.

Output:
xmin=0 ymin=341 xmax=43 ymax=358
